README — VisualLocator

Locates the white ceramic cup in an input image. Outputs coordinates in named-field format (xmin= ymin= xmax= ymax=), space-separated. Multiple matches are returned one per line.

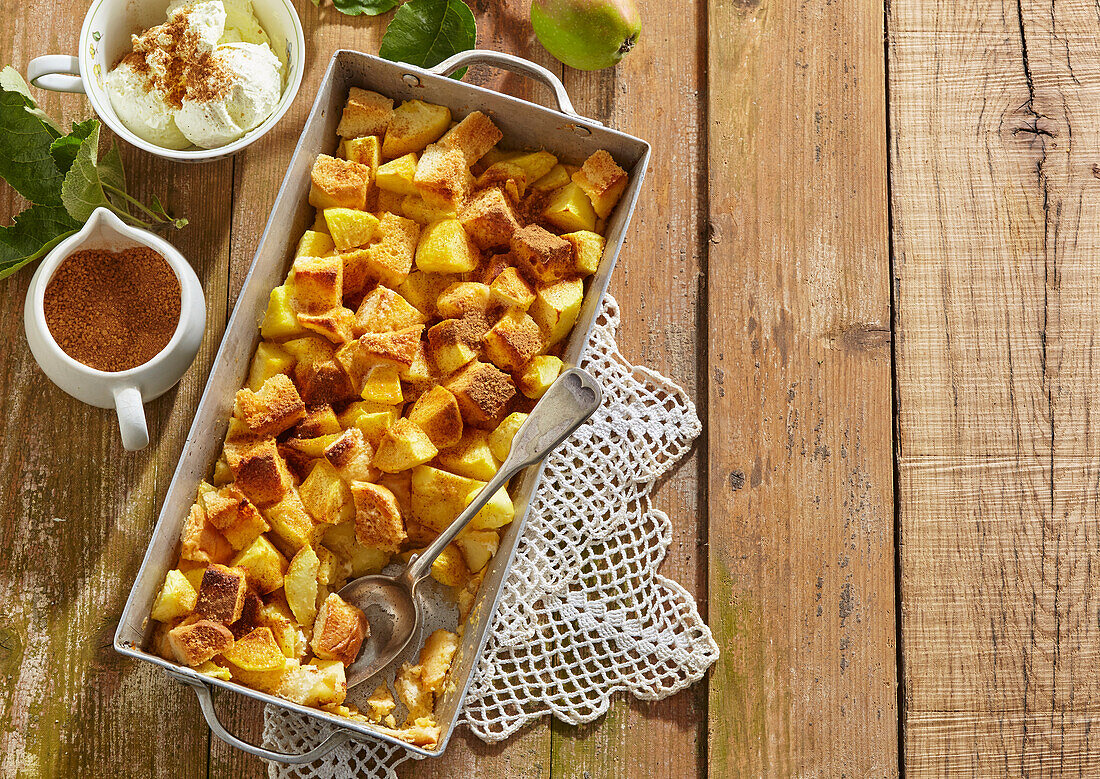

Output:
xmin=24 ymin=208 xmax=206 ymax=451
xmin=25 ymin=0 xmax=304 ymax=162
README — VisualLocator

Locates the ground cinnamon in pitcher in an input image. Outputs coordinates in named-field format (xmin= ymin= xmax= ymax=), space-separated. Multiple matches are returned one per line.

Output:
xmin=43 ymin=247 xmax=182 ymax=372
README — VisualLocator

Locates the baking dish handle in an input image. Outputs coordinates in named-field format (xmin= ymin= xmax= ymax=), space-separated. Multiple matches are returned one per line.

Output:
xmin=427 ymin=49 xmax=593 ymax=122
xmin=169 ymin=671 xmax=353 ymax=764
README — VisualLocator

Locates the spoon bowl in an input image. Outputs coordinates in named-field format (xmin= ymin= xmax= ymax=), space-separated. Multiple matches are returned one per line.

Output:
xmin=339 ymin=368 xmax=603 ymax=690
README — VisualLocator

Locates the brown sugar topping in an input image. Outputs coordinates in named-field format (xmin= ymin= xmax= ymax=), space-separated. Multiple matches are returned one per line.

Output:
xmin=43 ymin=247 xmax=181 ymax=372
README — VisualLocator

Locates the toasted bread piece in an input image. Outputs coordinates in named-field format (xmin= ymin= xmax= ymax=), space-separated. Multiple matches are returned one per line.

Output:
xmin=482 ymin=308 xmax=544 ymax=372
xmin=324 ymin=428 xmax=378 ymax=483
xmin=196 ymin=564 xmax=250 ymax=624
xmin=436 ymin=282 xmax=493 ymax=319
xmin=311 ymin=592 xmax=370 ymax=665
xmin=233 ymin=374 xmax=306 ymax=437
xmin=439 ymin=111 xmax=502 ymax=165
xmin=181 ymin=502 xmax=233 ymax=565
xmin=168 ymin=619 xmax=235 ymax=666
xmin=309 ymin=154 xmax=371 ymax=211
xmin=200 ymin=487 xmax=270 ymax=551
xmin=425 ymin=317 xmax=482 ymax=375
xmin=445 ymin=360 xmax=517 ymax=429
xmin=276 ymin=658 xmax=347 ymax=707
xmin=353 ymin=286 xmax=426 ymax=335
xmin=510 ymin=224 xmax=573 ymax=283
xmin=407 ymin=385 xmax=463 ymax=449
xmin=572 ymin=149 xmax=627 ymax=218
xmin=460 ymin=187 xmax=520 ymax=250
xmin=345 ymin=212 xmax=420 ymax=291
xmin=336 ymin=326 xmax=424 ymax=392
xmin=338 ymin=87 xmax=394 ymax=139
xmin=230 ymin=439 xmax=294 ymax=508
xmin=413 ymin=143 xmax=471 ymax=210
xmin=372 ymin=418 xmax=439 ymax=473
xmin=293 ymin=404 xmax=342 ymax=438
xmin=561 ymin=230 xmax=605 ymax=276
xmin=290 ymin=255 xmax=343 ymax=315
xmin=351 ymin=481 xmax=407 ymax=552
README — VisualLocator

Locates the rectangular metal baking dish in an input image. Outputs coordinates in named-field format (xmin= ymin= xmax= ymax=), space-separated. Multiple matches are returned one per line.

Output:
xmin=114 ymin=48 xmax=650 ymax=764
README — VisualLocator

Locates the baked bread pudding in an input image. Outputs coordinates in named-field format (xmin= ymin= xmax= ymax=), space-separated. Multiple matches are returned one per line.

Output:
xmin=147 ymin=86 xmax=629 ymax=747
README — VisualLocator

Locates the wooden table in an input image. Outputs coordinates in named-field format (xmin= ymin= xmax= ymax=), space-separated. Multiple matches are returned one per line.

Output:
xmin=3 ymin=0 xmax=1093 ymax=775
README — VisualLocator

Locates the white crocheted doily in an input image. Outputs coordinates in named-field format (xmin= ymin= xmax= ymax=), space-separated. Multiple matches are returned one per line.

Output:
xmin=262 ymin=295 xmax=719 ymax=778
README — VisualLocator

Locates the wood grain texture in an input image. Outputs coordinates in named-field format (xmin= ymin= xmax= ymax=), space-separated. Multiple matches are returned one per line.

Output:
xmin=890 ymin=0 xmax=1100 ymax=773
xmin=0 ymin=11 xmax=233 ymax=779
xmin=706 ymin=0 xmax=897 ymax=775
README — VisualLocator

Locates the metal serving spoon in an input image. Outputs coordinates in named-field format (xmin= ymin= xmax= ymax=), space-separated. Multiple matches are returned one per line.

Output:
xmin=339 ymin=367 xmax=603 ymax=689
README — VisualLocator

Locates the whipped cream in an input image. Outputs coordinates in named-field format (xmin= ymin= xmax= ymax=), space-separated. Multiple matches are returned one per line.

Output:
xmin=106 ymin=0 xmax=283 ymax=150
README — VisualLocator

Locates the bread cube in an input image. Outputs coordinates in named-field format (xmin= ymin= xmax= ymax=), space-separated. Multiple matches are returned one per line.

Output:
xmin=261 ymin=490 xmax=316 ymax=554
xmin=460 ymin=187 xmax=520 ymax=249
xmin=296 ymin=229 xmax=336 ymax=259
xmin=223 ymin=626 xmax=286 ymax=672
xmin=384 ymin=100 xmax=451 ymax=158
xmin=437 ymin=428 xmax=499 ymax=480
xmin=309 ymin=154 xmax=370 ymax=211
xmin=482 ymin=308 xmax=544 ymax=372
xmin=436 ymin=281 xmax=492 ymax=320
xmin=414 ymin=143 xmax=471 ymax=210
xmin=511 ymin=224 xmax=573 ymax=283
xmin=426 ymin=317 xmax=483 ymax=375
xmin=338 ymin=87 xmax=394 ymax=139
xmin=151 ymin=569 xmax=198 ymax=622
xmin=259 ymin=592 xmax=309 ymax=659
xmin=299 ymin=358 xmax=357 ymax=407
xmin=200 ymin=488 xmax=271 ymax=551
xmin=181 ymin=503 xmax=233 ymax=565
xmin=400 ymin=193 xmax=457 ymax=225
xmin=397 ymin=270 xmax=460 ymax=318
xmin=375 ymin=187 xmax=405 ymax=214
xmin=419 ymin=629 xmax=459 ymax=692
xmin=531 ymin=163 xmax=571 ymax=192
xmin=284 ymin=546 xmax=321 ymax=627
xmin=467 ymin=483 xmax=516 ymax=530
xmin=445 ymin=360 xmax=517 ymax=429
xmin=231 ymin=535 xmax=289 ymax=595
xmin=297 ymin=405 xmax=344 ymax=439
xmin=311 ymin=593 xmax=369 ymax=665
xmin=260 ymin=285 xmax=309 ymax=340
xmin=360 ymin=364 xmax=405 ymax=405
xmin=407 ymin=385 xmax=463 ymax=449
xmin=342 ymin=134 xmax=383 ymax=176
xmin=476 ymin=161 xmax=528 ymax=200
xmin=321 ymin=521 xmax=391 ymax=576
xmin=561 ymin=230 xmax=604 ymax=276
xmin=439 ymin=111 xmax=502 ymax=165
xmin=233 ymin=374 xmax=306 ymax=437
xmin=168 ymin=619 xmax=234 ymax=666
xmin=510 ymin=151 xmax=558 ymax=183
xmin=410 ymin=465 xmax=482 ymax=531
xmin=531 ymin=278 xmax=584 ymax=347
xmin=300 ymin=460 xmax=355 ymax=525
xmin=276 ymin=659 xmax=347 ymax=707
xmin=573 ymin=149 xmax=628 ymax=218
xmin=488 ymin=412 xmax=528 ymax=462
xmin=372 ymin=418 xmax=438 ymax=473
xmin=354 ymin=286 xmax=426 ymax=335
xmin=323 ymin=431 xmax=375 ymax=484
xmin=456 ymin=529 xmax=499 ymax=573
xmin=245 ymin=342 xmax=295 ymax=392
xmin=196 ymin=564 xmax=250 ymax=625
xmin=517 ymin=354 xmax=563 ymax=399
xmin=344 ymin=212 xmax=420 ymax=290
xmin=280 ymin=433 xmax=342 ymax=475
xmin=324 ymin=207 xmax=379 ymax=252
xmin=231 ymin=439 xmax=294 ymax=508
xmin=351 ymin=481 xmax=406 ymax=552
xmin=376 ymin=152 xmax=420 ymax=195
xmin=430 ymin=544 xmax=470 ymax=587
xmin=543 ymin=181 xmax=597 ymax=232
xmin=289 ymin=255 xmax=343 ymax=314
xmin=339 ymin=400 xmax=400 ymax=447
xmin=415 ymin=218 xmax=480 ymax=274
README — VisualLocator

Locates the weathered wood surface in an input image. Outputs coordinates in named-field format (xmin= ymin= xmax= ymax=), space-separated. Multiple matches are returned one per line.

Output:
xmin=706 ymin=0 xmax=898 ymax=776
xmin=890 ymin=0 xmax=1100 ymax=774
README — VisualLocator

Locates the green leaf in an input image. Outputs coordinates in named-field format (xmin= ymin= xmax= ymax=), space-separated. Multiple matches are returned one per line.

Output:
xmin=379 ymin=0 xmax=476 ymax=77
xmin=97 ymin=141 xmax=127 ymax=194
xmin=49 ymin=118 xmax=98 ymax=174
xmin=59 ymin=122 xmax=113 ymax=222
xmin=0 ymin=66 xmax=62 ymax=135
xmin=333 ymin=0 xmax=399 ymax=15
xmin=0 ymin=203 xmax=79 ymax=279
xmin=0 ymin=89 xmax=66 ymax=205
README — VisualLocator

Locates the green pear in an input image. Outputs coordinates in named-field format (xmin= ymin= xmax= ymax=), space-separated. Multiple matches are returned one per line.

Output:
xmin=531 ymin=0 xmax=642 ymax=71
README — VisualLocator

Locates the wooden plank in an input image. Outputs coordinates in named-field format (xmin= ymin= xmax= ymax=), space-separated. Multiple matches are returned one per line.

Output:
xmin=0 ymin=9 xmax=233 ymax=778
xmin=889 ymin=0 xmax=1100 ymax=773
xmin=548 ymin=0 xmax=709 ymax=776
xmin=706 ymin=0 xmax=897 ymax=775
